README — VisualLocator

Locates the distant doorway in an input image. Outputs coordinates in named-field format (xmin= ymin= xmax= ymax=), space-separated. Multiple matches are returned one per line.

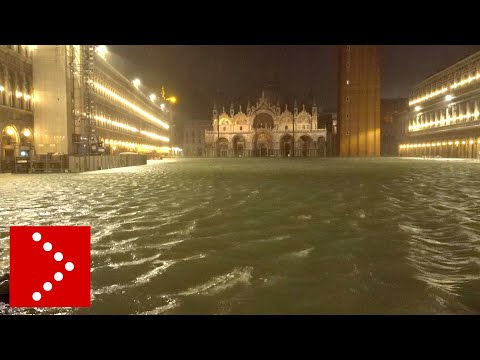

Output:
xmin=260 ymin=144 xmax=268 ymax=157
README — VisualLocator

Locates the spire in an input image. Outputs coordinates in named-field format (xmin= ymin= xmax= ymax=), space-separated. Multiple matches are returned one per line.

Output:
xmin=239 ymin=105 xmax=242 ymax=113
xmin=213 ymin=101 xmax=218 ymax=119
xmin=302 ymin=104 xmax=305 ymax=111
xmin=230 ymin=101 xmax=234 ymax=118
xmin=294 ymin=99 xmax=298 ymax=116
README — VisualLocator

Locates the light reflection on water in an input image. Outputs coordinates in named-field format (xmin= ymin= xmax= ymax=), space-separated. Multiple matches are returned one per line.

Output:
xmin=1 ymin=157 xmax=480 ymax=314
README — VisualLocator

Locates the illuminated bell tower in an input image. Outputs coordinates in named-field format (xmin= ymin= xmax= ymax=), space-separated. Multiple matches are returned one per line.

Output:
xmin=338 ymin=45 xmax=380 ymax=157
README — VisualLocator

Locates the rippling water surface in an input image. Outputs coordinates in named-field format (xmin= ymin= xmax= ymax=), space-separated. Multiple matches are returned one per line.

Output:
xmin=1 ymin=158 xmax=480 ymax=314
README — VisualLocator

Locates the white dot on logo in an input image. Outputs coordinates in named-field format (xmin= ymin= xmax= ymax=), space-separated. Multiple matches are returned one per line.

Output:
xmin=32 ymin=292 xmax=41 ymax=301
xmin=65 ymin=262 xmax=74 ymax=272
xmin=54 ymin=272 xmax=63 ymax=281
xmin=43 ymin=282 xmax=52 ymax=291
xmin=43 ymin=242 xmax=52 ymax=252
xmin=32 ymin=232 xmax=42 ymax=242
xmin=54 ymin=252 xmax=63 ymax=261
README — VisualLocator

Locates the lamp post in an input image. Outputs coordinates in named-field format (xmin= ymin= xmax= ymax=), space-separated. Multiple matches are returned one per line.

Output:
xmin=159 ymin=86 xmax=177 ymax=157
xmin=216 ymin=113 xmax=220 ymax=157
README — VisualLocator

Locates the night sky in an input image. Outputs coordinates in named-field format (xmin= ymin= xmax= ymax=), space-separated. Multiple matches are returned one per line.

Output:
xmin=109 ymin=45 xmax=480 ymax=119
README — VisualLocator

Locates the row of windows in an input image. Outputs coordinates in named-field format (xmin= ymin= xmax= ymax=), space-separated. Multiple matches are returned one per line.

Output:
xmin=0 ymin=86 xmax=32 ymax=111
xmin=94 ymin=110 xmax=161 ymax=136
xmin=92 ymin=75 xmax=165 ymax=125
xmin=412 ymin=61 xmax=480 ymax=99
xmin=409 ymin=99 xmax=480 ymax=131
xmin=219 ymin=124 xmax=313 ymax=131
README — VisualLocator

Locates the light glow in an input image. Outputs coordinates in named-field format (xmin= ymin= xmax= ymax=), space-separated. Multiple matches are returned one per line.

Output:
xmin=15 ymin=91 xmax=23 ymax=98
xmin=0 ymin=85 xmax=4 ymax=92
xmin=409 ymin=87 xmax=448 ymax=106
xmin=95 ymin=45 xmax=108 ymax=59
xmin=408 ymin=111 xmax=480 ymax=132
xmin=445 ymin=94 xmax=453 ymax=102
xmin=6 ymin=128 xmax=15 ymax=136
xmin=132 ymin=79 xmax=141 ymax=87
xmin=409 ymin=73 xmax=480 ymax=106
xmin=93 ymin=82 xmax=169 ymax=129
xmin=24 ymin=94 xmax=31 ymax=100
xmin=23 ymin=129 xmax=31 ymax=137
xmin=149 ymin=94 xmax=157 ymax=102
xmin=94 ymin=115 xmax=169 ymax=143
xmin=140 ymin=130 xmax=169 ymax=142
xmin=414 ymin=106 xmax=421 ymax=111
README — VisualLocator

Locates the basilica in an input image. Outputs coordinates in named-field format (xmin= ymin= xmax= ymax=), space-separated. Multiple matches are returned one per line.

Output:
xmin=205 ymin=91 xmax=327 ymax=157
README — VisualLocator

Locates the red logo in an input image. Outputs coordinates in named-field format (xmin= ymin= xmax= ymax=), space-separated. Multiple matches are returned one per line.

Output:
xmin=9 ymin=226 xmax=91 ymax=308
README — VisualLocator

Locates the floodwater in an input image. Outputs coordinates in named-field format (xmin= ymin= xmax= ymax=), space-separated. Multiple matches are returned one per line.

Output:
xmin=1 ymin=157 xmax=480 ymax=314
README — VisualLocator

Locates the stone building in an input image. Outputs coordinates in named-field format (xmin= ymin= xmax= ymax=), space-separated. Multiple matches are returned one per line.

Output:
xmin=400 ymin=50 xmax=480 ymax=158
xmin=0 ymin=45 xmax=35 ymax=172
xmin=205 ymin=90 xmax=327 ymax=157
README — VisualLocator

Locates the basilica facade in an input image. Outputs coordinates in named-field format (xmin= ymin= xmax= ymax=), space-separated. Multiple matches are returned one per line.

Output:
xmin=205 ymin=92 xmax=327 ymax=157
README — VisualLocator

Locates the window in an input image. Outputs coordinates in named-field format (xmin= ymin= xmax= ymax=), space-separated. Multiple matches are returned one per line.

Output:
xmin=346 ymin=97 xmax=349 ymax=102
xmin=303 ymin=125 xmax=306 ymax=129
xmin=223 ymin=126 xmax=226 ymax=131
xmin=346 ymin=80 xmax=349 ymax=85
xmin=346 ymin=114 xmax=349 ymax=118
xmin=285 ymin=125 xmax=288 ymax=130
xmin=240 ymin=126 xmax=242 ymax=131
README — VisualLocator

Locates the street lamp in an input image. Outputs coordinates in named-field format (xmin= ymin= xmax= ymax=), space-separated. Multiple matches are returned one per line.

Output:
xmin=160 ymin=87 xmax=178 ymax=157
xmin=95 ymin=45 xmax=108 ymax=60
xmin=132 ymin=78 xmax=141 ymax=88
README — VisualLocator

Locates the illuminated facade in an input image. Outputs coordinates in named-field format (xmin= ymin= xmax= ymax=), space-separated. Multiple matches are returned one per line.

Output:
xmin=205 ymin=91 xmax=326 ymax=157
xmin=338 ymin=45 xmax=381 ymax=157
xmin=0 ymin=45 xmax=34 ymax=172
xmin=33 ymin=45 xmax=170 ymax=157
xmin=399 ymin=51 xmax=480 ymax=158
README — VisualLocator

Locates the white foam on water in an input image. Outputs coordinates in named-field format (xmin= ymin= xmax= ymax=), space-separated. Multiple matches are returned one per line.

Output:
xmin=177 ymin=266 xmax=253 ymax=296
xmin=139 ymin=299 xmax=180 ymax=315
xmin=288 ymin=247 xmax=314 ymax=258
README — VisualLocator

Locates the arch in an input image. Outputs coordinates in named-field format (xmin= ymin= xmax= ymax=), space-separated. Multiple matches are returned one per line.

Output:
xmin=253 ymin=112 xmax=275 ymax=130
xmin=1 ymin=125 xmax=20 ymax=171
xmin=253 ymin=131 xmax=273 ymax=157
xmin=298 ymin=135 xmax=314 ymax=157
xmin=232 ymin=135 xmax=246 ymax=157
xmin=280 ymin=134 xmax=293 ymax=157
xmin=219 ymin=118 xmax=231 ymax=125
xmin=2 ymin=125 xmax=20 ymax=144
xmin=20 ymin=127 xmax=33 ymax=146
xmin=217 ymin=137 xmax=229 ymax=157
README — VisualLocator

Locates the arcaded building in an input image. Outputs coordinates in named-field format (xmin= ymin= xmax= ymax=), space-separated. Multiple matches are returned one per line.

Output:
xmin=0 ymin=45 xmax=35 ymax=172
xmin=205 ymin=91 xmax=327 ymax=157
xmin=399 ymin=51 xmax=480 ymax=159
xmin=33 ymin=45 xmax=171 ymax=157
xmin=337 ymin=45 xmax=381 ymax=157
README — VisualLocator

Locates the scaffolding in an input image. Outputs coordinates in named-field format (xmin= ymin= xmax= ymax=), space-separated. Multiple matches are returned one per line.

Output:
xmin=70 ymin=45 xmax=98 ymax=155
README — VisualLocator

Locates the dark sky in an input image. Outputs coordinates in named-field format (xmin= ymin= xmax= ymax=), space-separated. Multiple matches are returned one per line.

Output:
xmin=109 ymin=45 xmax=480 ymax=118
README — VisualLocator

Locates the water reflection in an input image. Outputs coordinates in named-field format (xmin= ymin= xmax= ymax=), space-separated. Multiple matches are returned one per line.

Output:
xmin=1 ymin=158 xmax=479 ymax=314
